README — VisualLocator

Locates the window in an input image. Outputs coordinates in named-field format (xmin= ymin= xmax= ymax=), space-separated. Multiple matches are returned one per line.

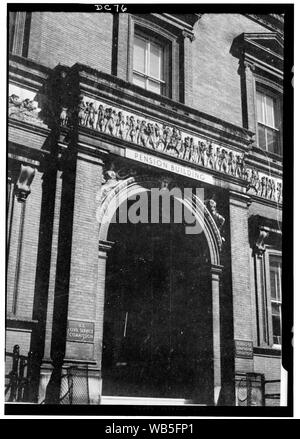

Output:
xmin=133 ymin=32 xmax=167 ymax=96
xmin=269 ymin=254 xmax=282 ymax=346
xmin=256 ymin=88 xmax=282 ymax=155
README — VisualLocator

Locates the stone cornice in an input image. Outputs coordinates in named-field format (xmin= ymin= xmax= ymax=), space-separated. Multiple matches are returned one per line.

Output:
xmin=72 ymin=63 xmax=254 ymax=151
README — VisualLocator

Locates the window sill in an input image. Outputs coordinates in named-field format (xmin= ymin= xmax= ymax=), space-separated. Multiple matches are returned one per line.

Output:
xmin=253 ymin=346 xmax=282 ymax=357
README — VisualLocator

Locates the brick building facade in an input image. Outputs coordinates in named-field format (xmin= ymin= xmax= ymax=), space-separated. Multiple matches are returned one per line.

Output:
xmin=7 ymin=9 xmax=288 ymax=407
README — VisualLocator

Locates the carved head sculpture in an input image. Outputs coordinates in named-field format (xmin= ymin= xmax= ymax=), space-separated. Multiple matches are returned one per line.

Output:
xmin=9 ymin=94 xmax=22 ymax=106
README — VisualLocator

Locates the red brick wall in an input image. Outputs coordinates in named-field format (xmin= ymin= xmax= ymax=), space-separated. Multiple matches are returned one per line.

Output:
xmin=7 ymin=169 xmax=42 ymax=319
xmin=28 ymin=12 xmax=113 ymax=73
xmin=191 ymin=14 xmax=271 ymax=126
xmin=64 ymin=152 xmax=104 ymax=363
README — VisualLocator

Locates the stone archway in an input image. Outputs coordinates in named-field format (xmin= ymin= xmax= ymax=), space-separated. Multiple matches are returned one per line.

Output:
xmin=96 ymin=174 xmax=223 ymax=405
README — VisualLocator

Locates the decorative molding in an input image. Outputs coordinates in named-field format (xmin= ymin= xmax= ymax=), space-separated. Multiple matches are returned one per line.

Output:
xmin=205 ymin=198 xmax=225 ymax=240
xmin=254 ymin=228 xmax=269 ymax=256
xmin=182 ymin=30 xmax=195 ymax=42
xmin=96 ymin=165 xmax=137 ymax=204
xmin=61 ymin=96 xmax=282 ymax=204
xmin=249 ymin=215 xmax=282 ymax=257
xmin=15 ymin=164 xmax=36 ymax=202
xmin=8 ymin=90 xmax=45 ymax=127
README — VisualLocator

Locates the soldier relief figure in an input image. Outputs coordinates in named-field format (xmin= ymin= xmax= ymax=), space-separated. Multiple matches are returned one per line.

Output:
xmin=57 ymin=98 xmax=282 ymax=203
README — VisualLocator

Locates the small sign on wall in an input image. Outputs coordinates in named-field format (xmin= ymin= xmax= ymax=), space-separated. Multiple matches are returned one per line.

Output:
xmin=235 ymin=339 xmax=253 ymax=359
xmin=67 ymin=320 xmax=94 ymax=343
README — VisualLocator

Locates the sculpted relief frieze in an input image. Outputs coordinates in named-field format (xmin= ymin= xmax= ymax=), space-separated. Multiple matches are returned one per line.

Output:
xmin=8 ymin=84 xmax=46 ymax=127
xmin=64 ymin=97 xmax=282 ymax=204
xmin=9 ymin=87 xmax=278 ymax=204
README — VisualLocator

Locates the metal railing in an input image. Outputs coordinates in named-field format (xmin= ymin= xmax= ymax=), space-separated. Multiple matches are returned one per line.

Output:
xmin=5 ymin=344 xmax=38 ymax=402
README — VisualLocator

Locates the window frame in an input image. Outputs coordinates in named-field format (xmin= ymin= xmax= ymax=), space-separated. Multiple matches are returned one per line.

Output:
xmin=132 ymin=30 xmax=168 ymax=96
xmin=128 ymin=16 xmax=176 ymax=100
xmin=254 ymin=77 xmax=283 ymax=157
xmin=264 ymin=248 xmax=282 ymax=349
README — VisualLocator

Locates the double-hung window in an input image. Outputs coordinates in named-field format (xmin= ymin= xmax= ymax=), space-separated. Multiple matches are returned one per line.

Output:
xmin=256 ymin=88 xmax=282 ymax=156
xmin=133 ymin=32 xmax=167 ymax=96
xmin=269 ymin=254 xmax=282 ymax=346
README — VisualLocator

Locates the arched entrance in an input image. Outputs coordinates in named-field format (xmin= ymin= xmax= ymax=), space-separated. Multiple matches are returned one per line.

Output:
xmin=97 ymin=174 xmax=223 ymax=405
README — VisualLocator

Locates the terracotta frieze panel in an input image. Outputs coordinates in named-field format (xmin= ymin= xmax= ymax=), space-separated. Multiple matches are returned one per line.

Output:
xmin=60 ymin=96 xmax=282 ymax=204
xmin=8 ymin=84 xmax=47 ymax=127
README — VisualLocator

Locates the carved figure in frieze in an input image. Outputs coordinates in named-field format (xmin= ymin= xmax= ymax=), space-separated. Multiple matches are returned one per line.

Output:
xmin=86 ymin=102 xmax=97 ymax=128
xmin=96 ymin=104 xmax=105 ymax=131
xmin=128 ymin=116 xmax=137 ymax=143
xmin=260 ymin=176 xmax=266 ymax=197
xmin=198 ymin=141 xmax=208 ymax=167
xmin=137 ymin=120 xmax=148 ymax=147
xmin=276 ymin=182 xmax=282 ymax=203
xmin=207 ymin=143 xmax=214 ymax=169
xmin=190 ymin=138 xmax=198 ymax=163
xmin=183 ymin=137 xmax=191 ymax=161
xmin=105 ymin=108 xmax=117 ymax=135
xmin=247 ymin=169 xmax=260 ymax=193
xmin=124 ymin=115 xmax=131 ymax=140
xmin=220 ymin=149 xmax=229 ymax=173
xmin=154 ymin=123 xmax=164 ymax=150
xmin=117 ymin=112 xmax=126 ymax=139
xmin=266 ymin=178 xmax=274 ymax=199
xmin=147 ymin=123 xmax=157 ymax=149
xmin=193 ymin=140 xmax=200 ymax=163
xmin=162 ymin=125 xmax=172 ymax=152
xmin=270 ymin=179 xmax=276 ymax=200
xmin=235 ymin=154 xmax=245 ymax=178
xmin=60 ymin=107 xmax=69 ymax=126
xmin=78 ymin=99 xmax=86 ymax=126
xmin=228 ymin=151 xmax=237 ymax=176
